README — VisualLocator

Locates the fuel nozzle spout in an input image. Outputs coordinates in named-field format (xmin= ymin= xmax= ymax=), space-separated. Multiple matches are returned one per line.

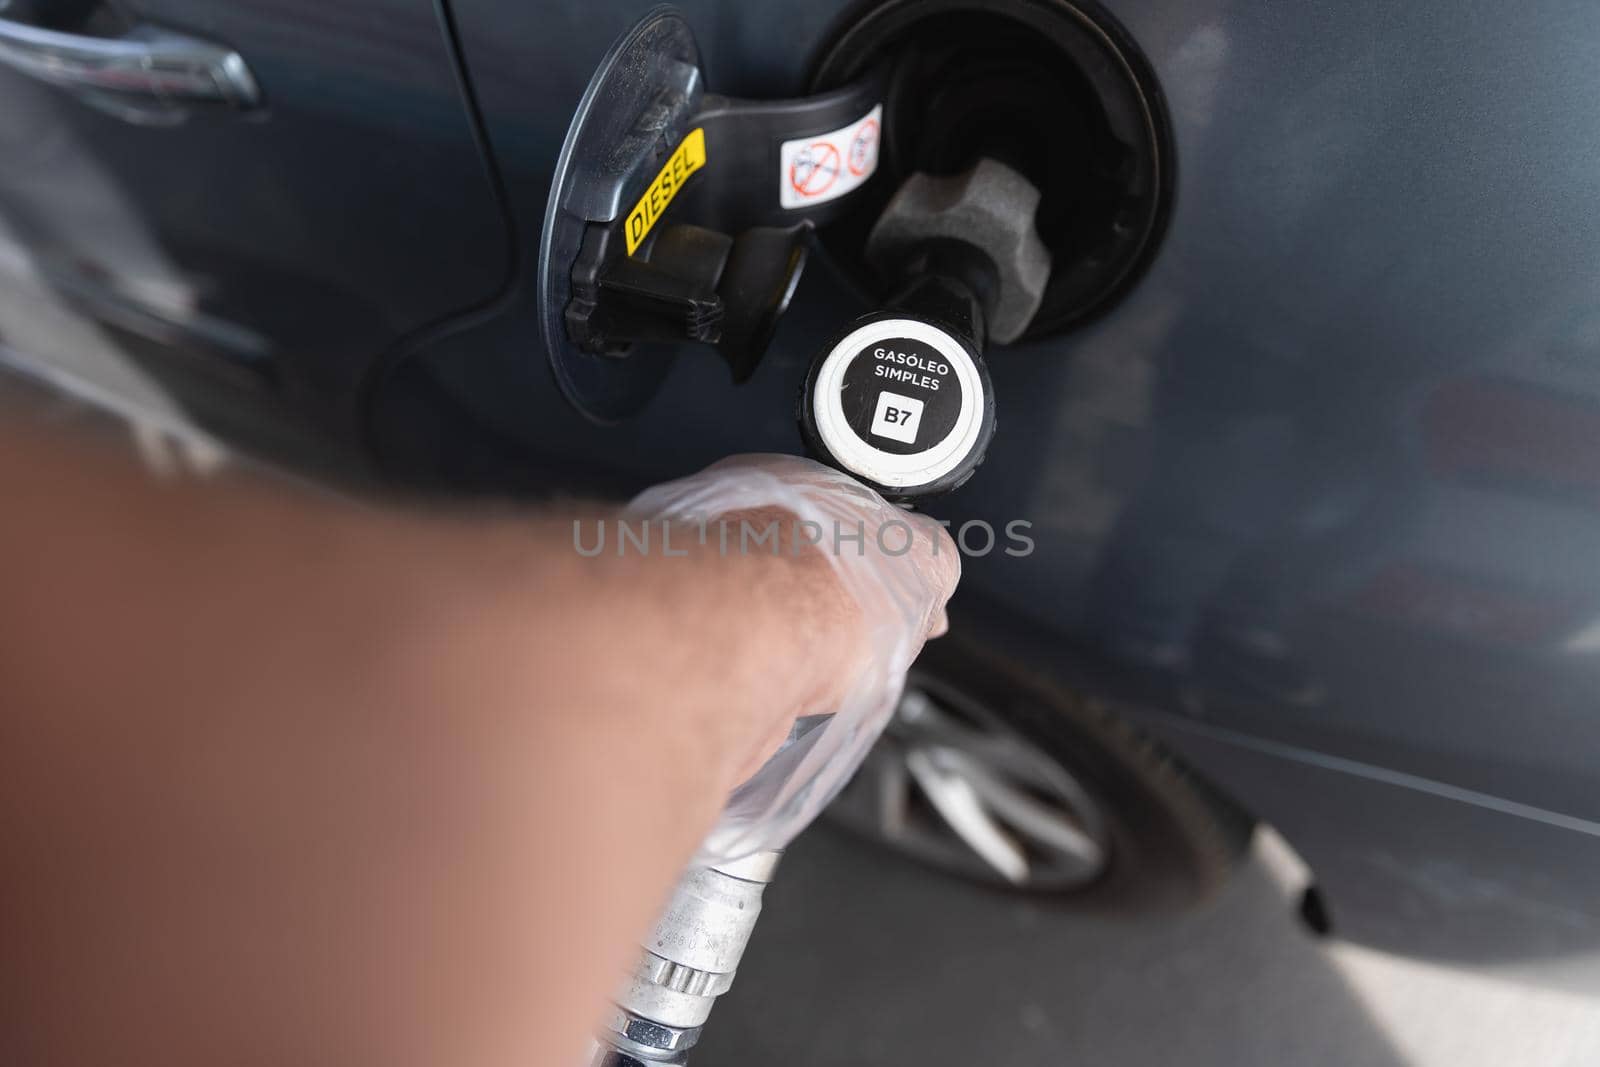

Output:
xmin=797 ymin=158 xmax=1048 ymax=502
xmin=865 ymin=157 xmax=1052 ymax=348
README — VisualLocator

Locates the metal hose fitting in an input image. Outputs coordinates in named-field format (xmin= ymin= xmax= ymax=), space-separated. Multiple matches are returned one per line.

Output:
xmin=588 ymin=850 xmax=781 ymax=1066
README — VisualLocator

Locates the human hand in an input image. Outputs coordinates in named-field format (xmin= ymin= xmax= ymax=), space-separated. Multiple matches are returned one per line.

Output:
xmin=627 ymin=453 xmax=960 ymax=862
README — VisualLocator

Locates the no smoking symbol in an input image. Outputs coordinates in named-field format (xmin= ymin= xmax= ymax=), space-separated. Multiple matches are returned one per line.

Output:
xmin=789 ymin=141 xmax=840 ymax=198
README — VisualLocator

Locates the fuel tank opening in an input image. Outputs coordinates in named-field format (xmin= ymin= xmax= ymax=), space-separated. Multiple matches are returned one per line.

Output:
xmin=809 ymin=0 xmax=1173 ymax=340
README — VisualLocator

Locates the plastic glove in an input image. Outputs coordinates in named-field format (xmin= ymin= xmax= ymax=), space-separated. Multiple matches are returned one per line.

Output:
xmin=626 ymin=453 xmax=960 ymax=864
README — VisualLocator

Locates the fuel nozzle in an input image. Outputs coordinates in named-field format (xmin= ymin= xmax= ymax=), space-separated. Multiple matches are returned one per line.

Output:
xmin=589 ymin=851 xmax=780 ymax=1067
xmin=799 ymin=158 xmax=1049 ymax=502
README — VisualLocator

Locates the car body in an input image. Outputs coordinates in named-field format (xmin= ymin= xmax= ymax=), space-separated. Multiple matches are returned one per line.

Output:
xmin=5 ymin=0 xmax=1600 ymax=989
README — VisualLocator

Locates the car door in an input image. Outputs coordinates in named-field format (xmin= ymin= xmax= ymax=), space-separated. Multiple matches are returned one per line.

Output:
xmin=0 ymin=0 xmax=509 ymax=473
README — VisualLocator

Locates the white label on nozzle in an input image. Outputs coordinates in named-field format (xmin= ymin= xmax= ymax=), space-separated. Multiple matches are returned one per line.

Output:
xmin=812 ymin=318 xmax=982 ymax=489
xmin=779 ymin=104 xmax=881 ymax=209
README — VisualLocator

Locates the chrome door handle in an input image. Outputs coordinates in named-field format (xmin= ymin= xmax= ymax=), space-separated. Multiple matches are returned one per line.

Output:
xmin=0 ymin=19 xmax=259 ymax=113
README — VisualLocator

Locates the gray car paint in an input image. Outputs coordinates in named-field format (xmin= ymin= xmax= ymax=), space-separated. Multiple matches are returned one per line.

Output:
xmin=3 ymin=0 xmax=1599 ymax=980
xmin=384 ymin=0 xmax=1600 ymax=978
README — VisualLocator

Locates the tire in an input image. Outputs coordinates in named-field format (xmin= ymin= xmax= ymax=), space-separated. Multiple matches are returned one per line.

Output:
xmin=828 ymin=621 xmax=1253 ymax=913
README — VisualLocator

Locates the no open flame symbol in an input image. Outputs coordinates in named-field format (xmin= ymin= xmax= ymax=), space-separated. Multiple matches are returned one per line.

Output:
xmin=848 ymin=118 xmax=879 ymax=176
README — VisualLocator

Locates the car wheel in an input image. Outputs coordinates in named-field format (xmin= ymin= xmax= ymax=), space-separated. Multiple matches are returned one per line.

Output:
xmin=828 ymin=631 xmax=1252 ymax=911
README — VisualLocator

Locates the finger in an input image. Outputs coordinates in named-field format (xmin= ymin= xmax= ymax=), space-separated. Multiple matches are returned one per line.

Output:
xmin=907 ymin=512 xmax=961 ymax=596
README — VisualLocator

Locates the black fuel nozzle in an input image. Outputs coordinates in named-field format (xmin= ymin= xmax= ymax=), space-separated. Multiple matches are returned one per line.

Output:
xmin=798 ymin=158 xmax=1050 ymax=502
xmin=879 ymin=241 xmax=998 ymax=354
xmin=864 ymin=157 xmax=1052 ymax=346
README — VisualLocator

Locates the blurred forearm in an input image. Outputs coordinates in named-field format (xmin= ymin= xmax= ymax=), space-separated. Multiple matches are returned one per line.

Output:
xmin=0 ymin=420 xmax=854 ymax=1067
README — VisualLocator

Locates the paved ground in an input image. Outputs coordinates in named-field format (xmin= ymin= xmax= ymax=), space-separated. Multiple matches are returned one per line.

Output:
xmin=700 ymin=825 xmax=1600 ymax=1067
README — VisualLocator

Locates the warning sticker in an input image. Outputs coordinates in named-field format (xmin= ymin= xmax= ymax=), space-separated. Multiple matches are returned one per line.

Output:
xmin=779 ymin=105 xmax=881 ymax=210
xmin=624 ymin=127 xmax=707 ymax=255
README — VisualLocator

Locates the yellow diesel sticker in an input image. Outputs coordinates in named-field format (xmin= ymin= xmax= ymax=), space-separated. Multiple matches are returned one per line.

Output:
xmin=624 ymin=127 xmax=707 ymax=255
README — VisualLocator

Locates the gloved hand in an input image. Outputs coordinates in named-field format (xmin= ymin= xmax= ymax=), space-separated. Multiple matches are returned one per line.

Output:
xmin=627 ymin=453 xmax=960 ymax=863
